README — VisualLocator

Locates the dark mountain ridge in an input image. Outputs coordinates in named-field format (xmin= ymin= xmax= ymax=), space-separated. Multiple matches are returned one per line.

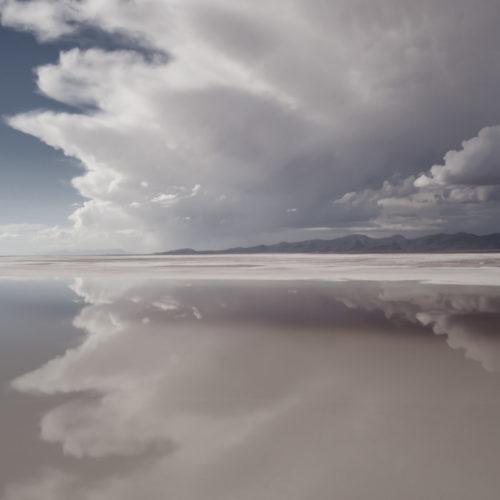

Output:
xmin=159 ymin=233 xmax=500 ymax=255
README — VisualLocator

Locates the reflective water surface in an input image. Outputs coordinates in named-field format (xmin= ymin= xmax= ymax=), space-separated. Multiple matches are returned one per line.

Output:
xmin=1 ymin=275 xmax=500 ymax=499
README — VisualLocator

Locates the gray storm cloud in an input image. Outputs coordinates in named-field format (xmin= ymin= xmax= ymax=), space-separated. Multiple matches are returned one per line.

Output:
xmin=334 ymin=126 xmax=500 ymax=232
xmin=1 ymin=0 xmax=500 ymax=251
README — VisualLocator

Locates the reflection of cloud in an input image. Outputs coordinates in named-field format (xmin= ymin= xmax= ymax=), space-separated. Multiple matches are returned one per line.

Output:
xmin=3 ymin=469 xmax=76 ymax=500
xmin=337 ymin=285 xmax=500 ymax=372
xmin=12 ymin=280 xmax=321 ymax=461
xmin=69 ymin=277 xmax=133 ymax=305
xmin=417 ymin=312 xmax=500 ymax=372
xmin=5 ymin=278 xmax=500 ymax=500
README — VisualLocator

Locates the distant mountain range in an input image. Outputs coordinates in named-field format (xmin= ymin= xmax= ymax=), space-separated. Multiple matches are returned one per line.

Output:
xmin=159 ymin=233 xmax=500 ymax=254
xmin=43 ymin=249 xmax=128 ymax=256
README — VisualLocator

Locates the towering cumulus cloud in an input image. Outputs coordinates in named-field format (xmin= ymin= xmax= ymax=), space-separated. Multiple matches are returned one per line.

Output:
xmin=334 ymin=126 xmax=500 ymax=232
xmin=2 ymin=0 xmax=500 ymax=251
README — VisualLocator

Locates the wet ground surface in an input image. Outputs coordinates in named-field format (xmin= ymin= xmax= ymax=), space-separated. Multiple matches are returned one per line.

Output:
xmin=1 ymin=263 xmax=500 ymax=499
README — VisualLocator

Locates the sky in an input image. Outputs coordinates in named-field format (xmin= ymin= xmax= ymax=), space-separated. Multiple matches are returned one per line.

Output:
xmin=0 ymin=0 xmax=500 ymax=254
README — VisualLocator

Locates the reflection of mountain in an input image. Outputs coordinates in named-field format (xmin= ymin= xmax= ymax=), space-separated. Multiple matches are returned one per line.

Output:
xmin=5 ymin=279 xmax=500 ymax=500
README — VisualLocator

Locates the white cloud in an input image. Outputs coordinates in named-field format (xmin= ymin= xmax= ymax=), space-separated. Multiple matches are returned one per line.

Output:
xmin=415 ymin=126 xmax=500 ymax=188
xmin=0 ymin=232 xmax=19 ymax=240
xmin=333 ymin=126 xmax=500 ymax=233
xmin=0 ymin=224 xmax=51 ymax=253
xmin=0 ymin=0 xmax=77 ymax=40
xmin=2 ymin=0 xmax=500 ymax=252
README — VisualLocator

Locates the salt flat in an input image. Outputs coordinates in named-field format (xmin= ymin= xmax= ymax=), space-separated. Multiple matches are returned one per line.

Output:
xmin=0 ymin=253 xmax=499 ymax=285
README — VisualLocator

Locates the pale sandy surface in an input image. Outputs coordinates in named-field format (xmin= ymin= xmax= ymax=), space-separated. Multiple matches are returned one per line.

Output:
xmin=0 ymin=253 xmax=499 ymax=285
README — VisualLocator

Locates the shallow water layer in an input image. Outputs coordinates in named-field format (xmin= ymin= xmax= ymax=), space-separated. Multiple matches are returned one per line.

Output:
xmin=1 ymin=274 xmax=500 ymax=500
